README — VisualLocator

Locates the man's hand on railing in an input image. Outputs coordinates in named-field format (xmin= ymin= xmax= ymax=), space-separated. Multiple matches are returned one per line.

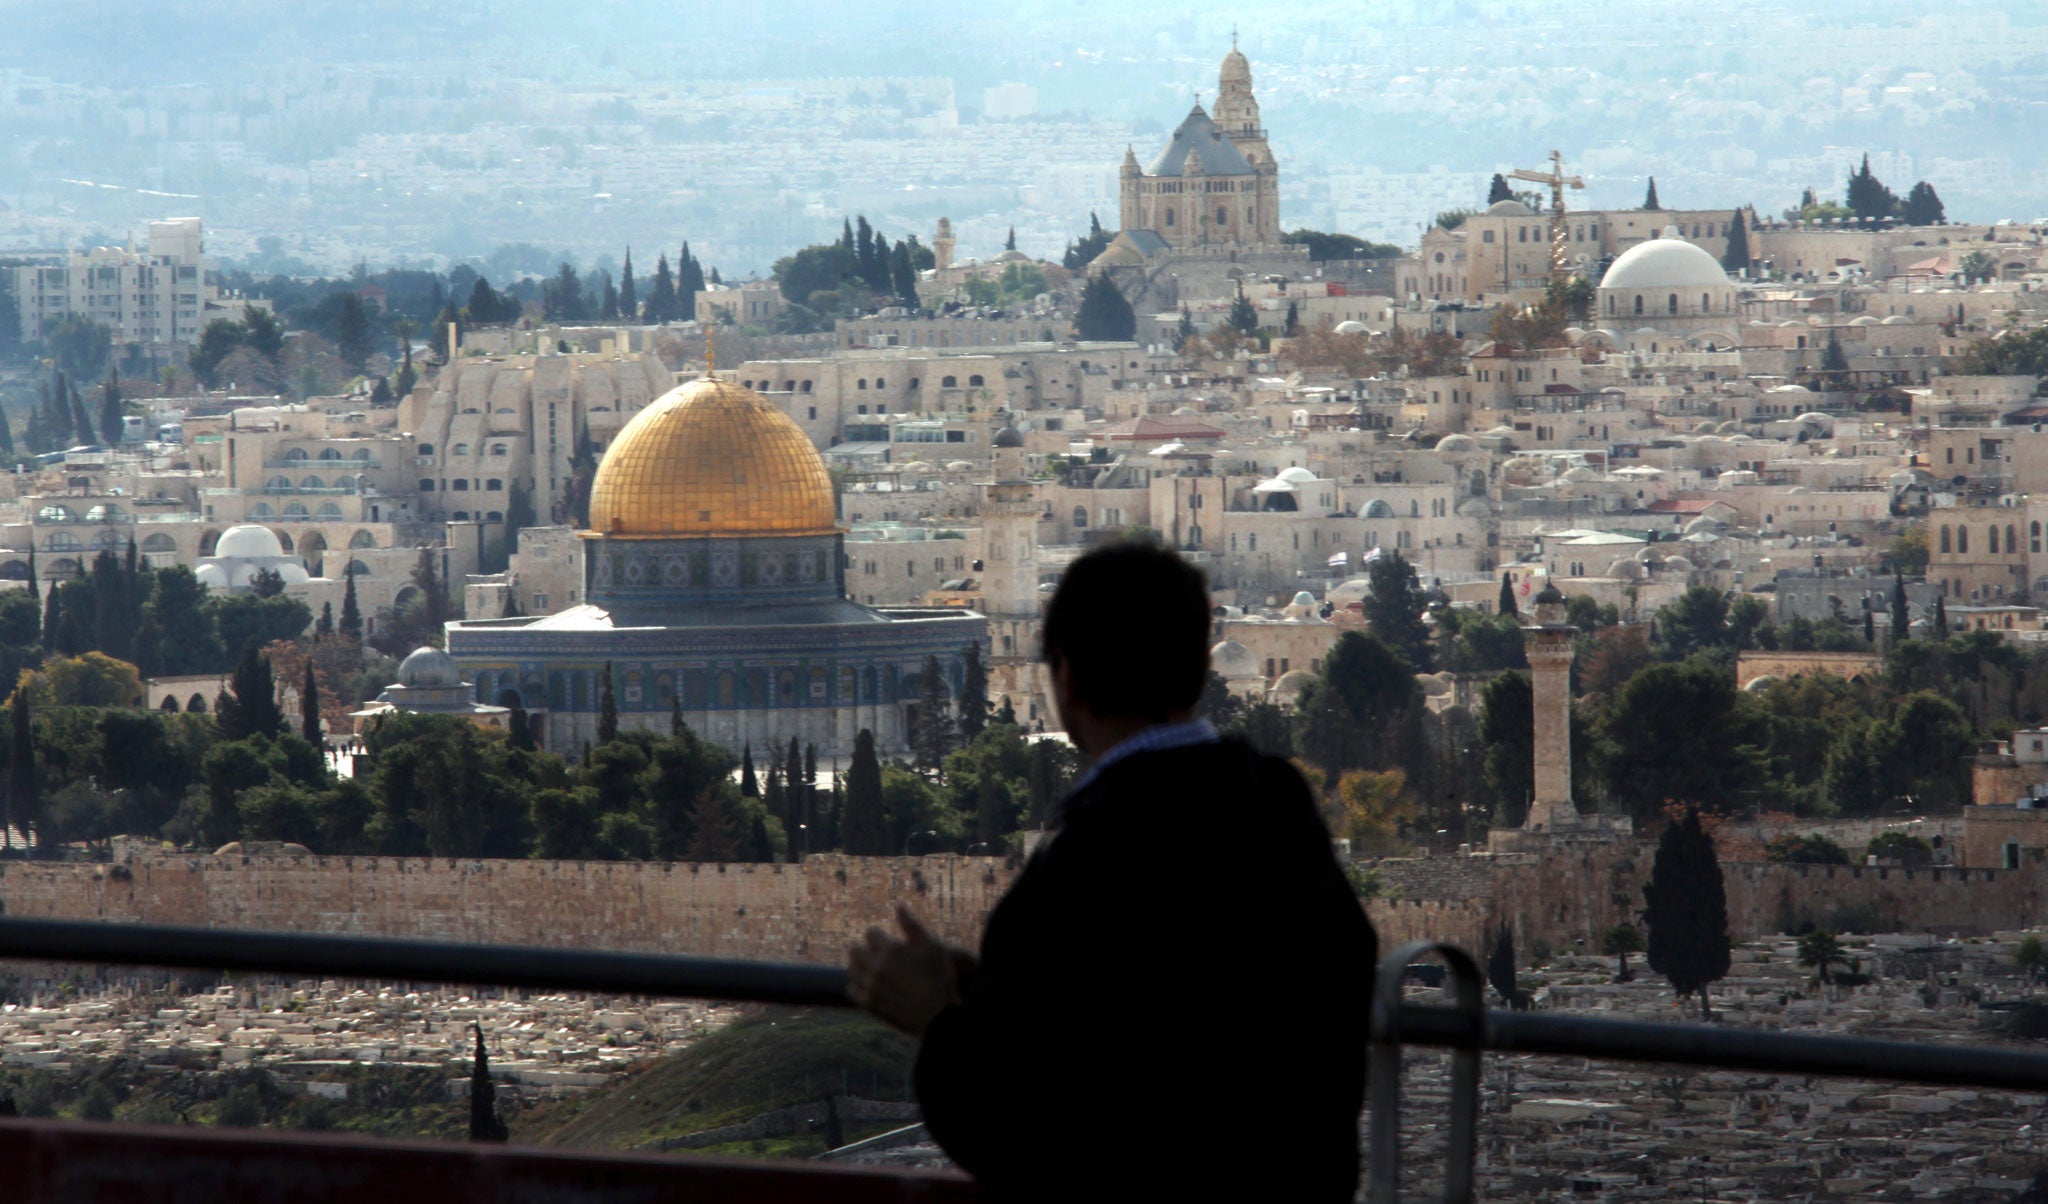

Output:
xmin=847 ymin=905 xmax=973 ymax=1037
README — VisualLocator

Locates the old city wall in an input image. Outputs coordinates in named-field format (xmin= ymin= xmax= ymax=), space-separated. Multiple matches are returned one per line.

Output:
xmin=3 ymin=843 xmax=2046 ymax=970
xmin=0 ymin=854 xmax=1017 ymax=966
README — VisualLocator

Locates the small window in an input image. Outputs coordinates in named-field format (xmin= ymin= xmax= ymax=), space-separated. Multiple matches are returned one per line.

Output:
xmin=420 ymin=479 xmax=436 ymax=492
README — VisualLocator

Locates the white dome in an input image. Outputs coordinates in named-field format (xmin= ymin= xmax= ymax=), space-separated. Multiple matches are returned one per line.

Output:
xmin=215 ymin=524 xmax=285 ymax=560
xmin=1436 ymin=434 xmax=1477 ymax=453
xmin=1881 ymin=314 xmax=1912 ymax=325
xmin=1273 ymin=669 xmax=1317 ymax=701
xmin=1291 ymin=590 xmax=1318 ymax=608
xmin=1211 ymin=640 xmax=1259 ymax=679
xmin=1333 ymin=320 xmax=1368 ymax=335
xmin=276 ymin=562 xmax=311 ymax=585
xmin=1599 ymin=233 xmax=1731 ymax=290
xmin=195 ymin=563 xmax=229 ymax=588
xmin=1485 ymin=199 xmax=1535 ymax=217
xmin=1769 ymin=383 xmax=1815 ymax=397
xmin=1277 ymin=466 xmax=1317 ymax=484
xmin=397 ymin=646 xmax=463 ymax=688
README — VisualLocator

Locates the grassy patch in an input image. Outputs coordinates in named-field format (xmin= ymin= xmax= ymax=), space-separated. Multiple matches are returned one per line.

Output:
xmin=517 ymin=1005 xmax=916 ymax=1150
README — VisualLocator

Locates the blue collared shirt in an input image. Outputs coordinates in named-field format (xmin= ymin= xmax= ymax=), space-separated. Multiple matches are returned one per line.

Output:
xmin=1068 ymin=717 xmax=1221 ymax=797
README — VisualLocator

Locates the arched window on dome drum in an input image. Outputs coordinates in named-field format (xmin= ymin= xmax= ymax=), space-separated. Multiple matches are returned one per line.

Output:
xmin=1702 ymin=293 xmax=1710 ymax=313
xmin=625 ymin=671 xmax=643 ymax=707
xmin=810 ymin=667 xmax=827 ymax=703
xmin=656 ymin=673 xmax=674 ymax=706
xmin=684 ymin=670 xmax=706 ymax=707
xmin=1606 ymin=295 xmax=1615 ymax=314
xmin=1668 ymin=294 xmax=1678 ymax=315
xmin=1634 ymin=295 xmax=1644 ymax=316
xmin=841 ymin=666 xmax=856 ymax=703
xmin=745 ymin=669 xmax=767 ymax=708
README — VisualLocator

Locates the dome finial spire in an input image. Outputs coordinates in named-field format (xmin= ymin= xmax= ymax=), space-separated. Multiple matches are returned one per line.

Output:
xmin=704 ymin=323 xmax=716 ymax=377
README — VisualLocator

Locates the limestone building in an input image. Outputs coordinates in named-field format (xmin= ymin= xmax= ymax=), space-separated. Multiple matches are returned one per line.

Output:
xmin=977 ymin=423 xmax=1047 ymax=723
xmin=1117 ymin=43 xmax=1280 ymax=250
xmin=445 ymin=374 xmax=986 ymax=757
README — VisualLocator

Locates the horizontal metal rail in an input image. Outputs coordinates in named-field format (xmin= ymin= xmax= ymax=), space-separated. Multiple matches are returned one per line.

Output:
xmin=4 ymin=916 xmax=2048 ymax=1096
xmin=0 ymin=917 xmax=850 ymax=1007
xmin=1390 ymin=1004 xmax=2048 ymax=1094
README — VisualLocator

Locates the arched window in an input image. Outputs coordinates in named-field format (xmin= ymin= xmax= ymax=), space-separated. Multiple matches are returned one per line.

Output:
xmin=1668 ymin=294 xmax=1679 ymax=315
xmin=1633 ymin=295 xmax=1644 ymax=316
xmin=299 ymin=475 xmax=324 ymax=490
xmin=1483 ymin=230 xmax=1495 ymax=244
xmin=1701 ymin=293 xmax=1710 ymax=312
xmin=318 ymin=502 xmax=343 ymax=518
xmin=942 ymin=375 xmax=957 ymax=388
xmin=283 ymin=502 xmax=309 ymax=518
xmin=2009 ymin=524 xmax=2018 ymax=555
xmin=42 ymin=532 xmax=81 ymax=552
xmin=349 ymin=530 xmax=377 ymax=549
xmin=319 ymin=448 xmax=342 ymax=461
xmin=353 ymin=448 xmax=374 ymax=462
xmin=248 ymin=503 xmax=275 ymax=518
xmin=486 ymin=479 xmax=503 ymax=491
xmin=451 ymin=479 xmax=469 ymax=491
xmin=969 ymin=375 xmax=985 ymax=387
xmin=1959 ymin=526 xmax=1970 ymax=554
xmin=1990 ymin=526 xmax=2000 ymax=554
xmin=417 ymin=444 xmax=433 ymax=457
xmin=452 ymin=443 xmax=469 ymax=456
xmin=1165 ymin=210 xmax=1176 ymax=227
xmin=1072 ymin=506 xmax=1088 ymax=528
xmin=875 ymin=377 xmax=885 ymax=389
xmin=419 ymin=479 xmax=435 ymax=491
xmin=857 ymin=379 xmax=868 ymax=390
xmin=2032 ymin=521 xmax=2041 ymax=553
xmin=141 ymin=533 xmax=176 ymax=553
xmin=267 ymin=475 xmax=291 ymax=490
xmin=490 ymin=443 xmax=508 ymax=456
xmin=1216 ymin=206 xmax=1228 ymax=225
xmin=285 ymin=448 xmax=308 ymax=462
xmin=1940 ymin=526 xmax=1952 ymax=553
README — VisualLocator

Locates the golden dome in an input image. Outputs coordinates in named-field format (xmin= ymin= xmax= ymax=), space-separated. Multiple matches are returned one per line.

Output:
xmin=586 ymin=377 xmax=838 ymax=539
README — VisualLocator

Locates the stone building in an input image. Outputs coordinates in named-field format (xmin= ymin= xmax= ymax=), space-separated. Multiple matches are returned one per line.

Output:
xmin=351 ymin=646 xmax=510 ymax=734
xmin=1117 ymin=43 xmax=1280 ymax=250
xmin=977 ymin=424 xmax=1047 ymax=723
xmin=445 ymin=374 xmax=985 ymax=757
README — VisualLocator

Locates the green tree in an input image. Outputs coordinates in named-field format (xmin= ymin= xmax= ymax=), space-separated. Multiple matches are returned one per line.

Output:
xmin=15 ymin=651 xmax=144 ymax=709
xmin=910 ymin=655 xmax=955 ymax=774
xmin=9 ymin=697 xmax=37 ymax=851
xmin=1820 ymin=332 xmax=1849 ymax=376
xmin=1642 ymin=177 xmax=1661 ymax=210
xmin=1597 ymin=656 xmax=1752 ymax=821
xmin=333 ymin=292 xmax=372 ymax=372
xmin=618 ymin=248 xmax=638 ymax=322
xmin=1498 ymin=571 xmax=1519 ymax=619
xmin=244 ymin=306 xmax=284 ymax=362
xmin=1486 ymin=922 xmax=1518 ymax=1004
xmin=1479 ymin=672 xmax=1535 ymax=826
xmin=1363 ymin=551 xmax=1433 ymax=671
xmin=1901 ymin=181 xmax=1945 ymax=226
xmin=44 ymin=314 xmax=112 ymax=383
xmin=543 ymin=262 xmax=586 ymax=322
xmin=1797 ymin=928 xmax=1850 ymax=987
xmin=1958 ymin=251 xmax=1998 ymax=286
xmin=841 ymin=729 xmax=886 ymax=854
xmin=1722 ymin=209 xmax=1751 ymax=273
xmin=597 ymin=661 xmax=619 ymax=745
xmin=1226 ymin=282 xmax=1259 ymax=336
xmin=1061 ymin=213 xmax=1115 ymax=270
xmin=1281 ymin=230 xmax=1403 ymax=260
xmin=1845 ymin=154 xmax=1897 ymax=222
xmin=1657 ymin=586 xmax=1734 ymax=661
xmin=1073 ymin=273 xmax=1137 ymax=342
xmin=299 ymin=661 xmax=322 ymax=747
xmin=2016 ymin=934 xmax=2046 ymax=987
xmin=216 ymin=644 xmax=284 ymax=742
xmin=1488 ymin=173 xmax=1514 ymax=204
xmin=339 ymin=564 xmax=362 ymax=642
xmin=98 ymin=369 xmax=124 ymax=445
xmin=1765 ymin=833 xmax=1851 ymax=864
xmin=957 ymin=641 xmax=988 ymax=741
xmin=1643 ymin=807 xmax=1731 ymax=1018
xmin=1602 ymin=922 xmax=1643 ymax=982
xmin=1295 ymin=631 xmax=1421 ymax=781
xmin=469 ymin=1023 xmax=508 ymax=1142
xmin=1866 ymin=829 xmax=1936 ymax=868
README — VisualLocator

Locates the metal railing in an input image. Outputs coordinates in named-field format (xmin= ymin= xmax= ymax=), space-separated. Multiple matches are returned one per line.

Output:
xmin=3 ymin=919 xmax=2048 ymax=1203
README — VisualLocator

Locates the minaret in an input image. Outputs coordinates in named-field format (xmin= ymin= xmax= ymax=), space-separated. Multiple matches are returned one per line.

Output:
xmin=978 ymin=421 xmax=1043 ymax=720
xmin=1522 ymin=581 xmax=1579 ymax=831
xmin=933 ymin=217 xmax=955 ymax=272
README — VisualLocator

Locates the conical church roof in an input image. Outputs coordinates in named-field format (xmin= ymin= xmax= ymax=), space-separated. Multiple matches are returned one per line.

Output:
xmin=1145 ymin=104 xmax=1255 ymax=178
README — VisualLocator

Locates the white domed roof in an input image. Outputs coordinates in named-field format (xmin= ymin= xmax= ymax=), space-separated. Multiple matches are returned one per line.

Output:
xmin=276 ymin=562 xmax=311 ymax=585
xmin=1599 ymin=232 xmax=1730 ymax=291
xmin=1333 ymin=320 xmax=1368 ymax=335
xmin=1795 ymin=411 xmax=1833 ymax=425
xmin=1485 ymin=199 xmax=1536 ymax=217
xmin=215 ymin=524 xmax=285 ymax=560
xmin=1881 ymin=314 xmax=1912 ymax=325
xmin=1277 ymin=466 xmax=1317 ymax=484
xmin=1436 ymin=434 xmax=1477 ymax=453
xmin=1291 ymin=590 xmax=1318 ymax=608
xmin=397 ymin=645 xmax=463 ymax=688
xmin=1273 ymin=669 xmax=1317 ymax=700
xmin=1769 ymin=383 xmax=1815 ymax=396
xmin=1850 ymin=315 xmax=1879 ymax=327
xmin=1211 ymin=640 xmax=1259 ymax=679
xmin=195 ymin=563 xmax=229 ymax=588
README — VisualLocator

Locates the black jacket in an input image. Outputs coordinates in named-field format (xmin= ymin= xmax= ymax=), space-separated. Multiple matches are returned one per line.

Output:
xmin=915 ymin=738 xmax=1377 ymax=1201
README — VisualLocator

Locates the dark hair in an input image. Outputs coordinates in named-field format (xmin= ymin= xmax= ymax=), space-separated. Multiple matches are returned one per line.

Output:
xmin=1041 ymin=540 xmax=1210 ymax=720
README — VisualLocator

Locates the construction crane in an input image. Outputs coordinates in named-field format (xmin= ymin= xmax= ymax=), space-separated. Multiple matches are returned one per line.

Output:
xmin=1508 ymin=150 xmax=1586 ymax=284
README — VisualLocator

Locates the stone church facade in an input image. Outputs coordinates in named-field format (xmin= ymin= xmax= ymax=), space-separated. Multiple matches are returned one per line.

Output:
xmin=1117 ymin=43 xmax=1281 ymax=250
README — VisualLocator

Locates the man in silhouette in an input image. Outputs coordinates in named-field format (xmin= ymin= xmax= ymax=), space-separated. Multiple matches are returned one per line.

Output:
xmin=849 ymin=540 xmax=1376 ymax=1201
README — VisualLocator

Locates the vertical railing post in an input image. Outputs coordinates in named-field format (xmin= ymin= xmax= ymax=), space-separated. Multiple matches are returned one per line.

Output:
xmin=1368 ymin=940 xmax=1484 ymax=1204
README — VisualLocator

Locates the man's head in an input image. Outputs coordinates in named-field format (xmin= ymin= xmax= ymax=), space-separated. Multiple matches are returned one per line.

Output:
xmin=1041 ymin=540 xmax=1210 ymax=746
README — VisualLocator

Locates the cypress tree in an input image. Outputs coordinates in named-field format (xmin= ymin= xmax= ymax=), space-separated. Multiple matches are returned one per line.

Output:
xmin=301 ymin=661 xmax=322 ymax=747
xmin=1005 ymin=226 xmax=1017 ymax=252
xmin=763 ymin=763 xmax=786 ymax=843
xmin=671 ymin=692 xmax=685 ymax=738
xmin=646 ymin=254 xmax=677 ymax=324
xmin=67 ymin=379 xmax=93 ymax=448
xmin=598 ymin=271 xmax=619 ymax=321
xmin=25 ymin=543 xmax=36 ymax=604
xmin=749 ymin=812 xmax=774 ymax=863
xmin=1486 ymin=922 xmax=1518 ymax=1005
xmin=1226 ymin=281 xmax=1259 ymax=335
xmin=509 ymin=704 xmax=534 ymax=752
xmin=678 ymin=244 xmax=706 ymax=319
xmin=90 ymin=549 xmax=131 ymax=663
xmin=957 ymin=641 xmax=988 ymax=741
xmin=217 ymin=643 xmax=284 ymax=742
xmin=802 ymin=743 xmax=818 ymax=855
xmin=1642 ymin=177 xmax=1661 ymax=211
xmin=1935 ymin=593 xmax=1949 ymax=637
xmin=99 ymin=368 xmax=123 ymax=444
xmin=317 ymin=601 xmax=334 ymax=636
xmin=1863 ymin=608 xmax=1875 ymax=645
xmin=912 ymin=654 xmax=954 ymax=774
xmin=1074 ymin=273 xmax=1137 ymax=342
xmin=785 ymin=736 xmax=806 ymax=862
xmin=842 ymin=729 xmax=885 ymax=855
xmin=0 ymin=400 xmax=17 ymax=456
xmin=1499 ymin=571 xmax=1519 ymax=618
xmin=469 ymin=1024 xmax=508 ymax=1142
xmin=597 ymin=661 xmax=618 ymax=745
xmin=619 ymin=248 xmax=638 ymax=322
xmin=48 ymin=373 xmax=73 ymax=446
xmin=1722 ymin=209 xmax=1751 ymax=273
xmin=1643 ymin=807 xmax=1731 ymax=1019
xmin=9 ymin=696 xmax=36 ymax=854
xmin=890 ymin=240 xmax=919 ymax=309
xmin=339 ymin=564 xmax=362 ymax=641
xmin=40 ymin=584 xmax=60 ymax=650
xmin=740 ymin=744 xmax=758 ymax=797
xmin=1891 ymin=572 xmax=1910 ymax=643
